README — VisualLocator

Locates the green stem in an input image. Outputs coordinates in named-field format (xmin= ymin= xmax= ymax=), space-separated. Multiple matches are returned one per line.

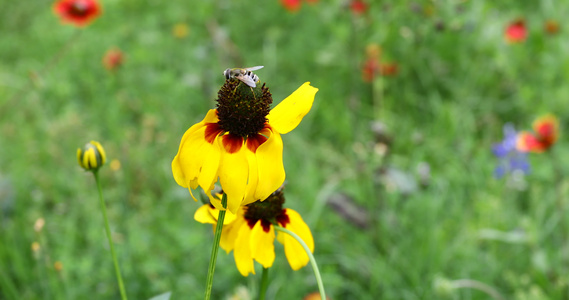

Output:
xmin=94 ymin=171 xmax=128 ymax=300
xmin=258 ymin=267 xmax=269 ymax=300
xmin=274 ymin=226 xmax=326 ymax=300
xmin=204 ymin=193 xmax=227 ymax=300
xmin=550 ymin=148 xmax=567 ymax=248
xmin=372 ymin=75 xmax=384 ymax=119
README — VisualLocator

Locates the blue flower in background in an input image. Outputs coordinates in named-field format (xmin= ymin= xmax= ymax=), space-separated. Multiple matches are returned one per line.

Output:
xmin=492 ymin=123 xmax=530 ymax=178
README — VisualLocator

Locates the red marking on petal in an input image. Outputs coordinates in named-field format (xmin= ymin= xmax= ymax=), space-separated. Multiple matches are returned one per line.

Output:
xmin=204 ymin=123 xmax=223 ymax=144
xmin=260 ymin=220 xmax=272 ymax=233
xmin=247 ymin=218 xmax=257 ymax=229
xmin=246 ymin=134 xmax=268 ymax=153
xmin=221 ymin=134 xmax=243 ymax=154
xmin=276 ymin=210 xmax=290 ymax=227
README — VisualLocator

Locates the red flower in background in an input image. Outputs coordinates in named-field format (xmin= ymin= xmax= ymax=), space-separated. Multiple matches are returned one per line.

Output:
xmin=362 ymin=44 xmax=380 ymax=82
xmin=362 ymin=57 xmax=380 ymax=82
xmin=505 ymin=19 xmax=527 ymax=43
xmin=380 ymin=63 xmax=398 ymax=76
xmin=544 ymin=20 xmax=560 ymax=34
xmin=361 ymin=44 xmax=398 ymax=82
xmin=281 ymin=0 xmax=301 ymax=12
xmin=351 ymin=0 xmax=368 ymax=15
xmin=517 ymin=114 xmax=559 ymax=153
xmin=53 ymin=0 xmax=101 ymax=27
xmin=102 ymin=48 xmax=124 ymax=71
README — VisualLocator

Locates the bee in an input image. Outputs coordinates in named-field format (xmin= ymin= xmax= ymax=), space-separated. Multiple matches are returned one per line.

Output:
xmin=223 ymin=66 xmax=264 ymax=88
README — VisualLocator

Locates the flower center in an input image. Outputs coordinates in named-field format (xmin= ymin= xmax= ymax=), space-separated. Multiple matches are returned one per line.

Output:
xmin=216 ymin=79 xmax=273 ymax=138
xmin=244 ymin=186 xmax=289 ymax=231
xmin=70 ymin=1 xmax=90 ymax=16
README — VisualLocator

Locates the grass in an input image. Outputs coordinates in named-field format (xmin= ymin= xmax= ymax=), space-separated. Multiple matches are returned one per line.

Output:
xmin=1 ymin=0 xmax=569 ymax=299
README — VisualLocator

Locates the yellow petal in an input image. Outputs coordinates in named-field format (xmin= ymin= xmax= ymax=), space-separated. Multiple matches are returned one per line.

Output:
xmin=250 ymin=222 xmax=275 ymax=268
xmin=223 ymin=210 xmax=237 ymax=225
xmin=234 ymin=222 xmax=255 ymax=276
xmin=92 ymin=141 xmax=107 ymax=165
xmin=197 ymin=143 xmax=221 ymax=192
xmin=173 ymin=125 xmax=219 ymax=188
xmin=276 ymin=229 xmax=285 ymax=244
xmin=172 ymin=109 xmax=219 ymax=188
xmin=208 ymin=204 xmax=237 ymax=225
xmin=220 ymin=213 xmax=245 ymax=253
xmin=282 ymin=209 xmax=314 ymax=270
xmin=254 ymin=129 xmax=285 ymax=201
xmin=85 ymin=148 xmax=96 ymax=169
xmin=194 ymin=205 xmax=216 ymax=224
xmin=218 ymin=138 xmax=248 ymax=214
xmin=241 ymin=146 xmax=260 ymax=206
xmin=267 ymin=82 xmax=318 ymax=134
xmin=188 ymin=185 xmax=201 ymax=202
xmin=208 ymin=193 xmax=223 ymax=210
xmin=219 ymin=224 xmax=235 ymax=253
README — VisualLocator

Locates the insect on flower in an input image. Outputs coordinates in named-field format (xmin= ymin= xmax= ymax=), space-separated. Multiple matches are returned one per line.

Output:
xmin=223 ymin=66 xmax=264 ymax=88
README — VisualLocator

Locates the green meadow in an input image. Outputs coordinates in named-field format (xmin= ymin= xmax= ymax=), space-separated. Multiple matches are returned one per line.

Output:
xmin=1 ymin=0 xmax=569 ymax=299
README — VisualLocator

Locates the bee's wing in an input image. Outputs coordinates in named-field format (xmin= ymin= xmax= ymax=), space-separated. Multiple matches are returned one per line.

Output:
xmin=235 ymin=74 xmax=257 ymax=87
xmin=244 ymin=66 xmax=264 ymax=71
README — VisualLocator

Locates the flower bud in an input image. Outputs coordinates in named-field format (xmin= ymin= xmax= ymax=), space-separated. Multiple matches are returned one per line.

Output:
xmin=77 ymin=141 xmax=106 ymax=171
xmin=34 ymin=218 xmax=45 ymax=232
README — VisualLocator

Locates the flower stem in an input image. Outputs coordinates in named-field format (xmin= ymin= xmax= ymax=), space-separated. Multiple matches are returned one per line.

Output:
xmin=204 ymin=193 xmax=227 ymax=300
xmin=258 ymin=267 xmax=269 ymax=300
xmin=93 ymin=171 xmax=128 ymax=300
xmin=274 ymin=226 xmax=326 ymax=300
xmin=551 ymin=149 xmax=566 ymax=240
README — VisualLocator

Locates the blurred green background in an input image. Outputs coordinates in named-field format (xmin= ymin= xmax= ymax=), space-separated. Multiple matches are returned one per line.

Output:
xmin=1 ymin=0 xmax=569 ymax=299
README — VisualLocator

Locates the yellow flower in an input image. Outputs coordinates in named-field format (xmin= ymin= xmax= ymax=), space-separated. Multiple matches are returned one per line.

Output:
xmin=194 ymin=201 xmax=238 ymax=226
xmin=194 ymin=202 xmax=244 ymax=252
xmin=172 ymin=23 xmax=190 ymax=39
xmin=54 ymin=261 xmax=64 ymax=272
xmin=34 ymin=218 xmax=45 ymax=232
xmin=195 ymin=188 xmax=314 ymax=276
xmin=172 ymin=81 xmax=318 ymax=214
xmin=77 ymin=141 xmax=106 ymax=171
